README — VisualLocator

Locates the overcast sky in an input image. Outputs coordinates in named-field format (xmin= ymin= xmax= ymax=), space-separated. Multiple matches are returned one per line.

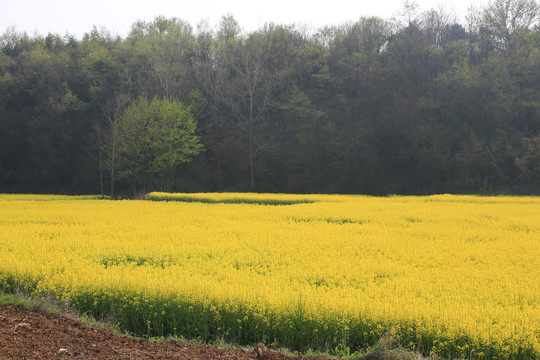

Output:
xmin=2 ymin=0 xmax=490 ymax=38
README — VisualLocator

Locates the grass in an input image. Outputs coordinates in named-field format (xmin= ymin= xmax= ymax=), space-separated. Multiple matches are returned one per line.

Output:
xmin=0 ymin=290 xmax=431 ymax=360
xmin=0 ymin=291 xmax=122 ymax=334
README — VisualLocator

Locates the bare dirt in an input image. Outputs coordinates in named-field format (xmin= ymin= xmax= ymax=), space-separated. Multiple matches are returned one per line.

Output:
xmin=0 ymin=305 xmax=332 ymax=359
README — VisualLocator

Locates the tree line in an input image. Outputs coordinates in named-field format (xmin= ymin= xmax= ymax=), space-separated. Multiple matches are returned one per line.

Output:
xmin=1 ymin=0 xmax=540 ymax=196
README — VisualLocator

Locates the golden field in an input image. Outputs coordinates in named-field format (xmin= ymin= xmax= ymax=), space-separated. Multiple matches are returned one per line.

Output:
xmin=0 ymin=193 xmax=538 ymax=359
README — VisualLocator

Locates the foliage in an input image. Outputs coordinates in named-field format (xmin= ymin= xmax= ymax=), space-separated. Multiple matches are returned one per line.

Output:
xmin=1 ymin=1 xmax=540 ymax=195
xmin=0 ymin=193 xmax=538 ymax=359
xmin=112 ymin=96 xmax=203 ymax=192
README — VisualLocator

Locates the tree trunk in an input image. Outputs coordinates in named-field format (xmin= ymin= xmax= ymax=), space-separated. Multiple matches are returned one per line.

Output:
xmin=249 ymin=127 xmax=255 ymax=190
xmin=98 ymin=149 xmax=104 ymax=199
xmin=110 ymin=123 xmax=117 ymax=199
xmin=216 ymin=152 xmax=223 ymax=187
xmin=249 ymin=90 xmax=255 ymax=190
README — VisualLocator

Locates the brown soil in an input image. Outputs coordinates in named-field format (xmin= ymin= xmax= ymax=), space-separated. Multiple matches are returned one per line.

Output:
xmin=0 ymin=305 xmax=332 ymax=360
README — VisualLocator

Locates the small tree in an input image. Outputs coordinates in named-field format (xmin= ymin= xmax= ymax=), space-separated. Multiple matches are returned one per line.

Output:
xmin=114 ymin=95 xmax=203 ymax=196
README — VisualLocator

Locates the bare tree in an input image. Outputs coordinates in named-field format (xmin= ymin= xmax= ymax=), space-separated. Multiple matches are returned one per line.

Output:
xmin=192 ymin=18 xmax=234 ymax=186
xmin=100 ymin=91 xmax=130 ymax=198
xmin=220 ymin=32 xmax=277 ymax=189
xmin=482 ymin=0 xmax=540 ymax=50
xmin=421 ymin=5 xmax=458 ymax=48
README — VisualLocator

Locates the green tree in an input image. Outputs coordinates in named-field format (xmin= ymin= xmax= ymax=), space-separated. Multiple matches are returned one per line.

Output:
xmin=127 ymin=16 xmax=196 ymax=100
xmin=114 ymin=96 xmax=203 ymax=196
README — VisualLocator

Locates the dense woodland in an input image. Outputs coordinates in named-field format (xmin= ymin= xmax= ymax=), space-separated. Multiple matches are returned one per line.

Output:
xmin=1 ymin=0 xmax=540 ymax=196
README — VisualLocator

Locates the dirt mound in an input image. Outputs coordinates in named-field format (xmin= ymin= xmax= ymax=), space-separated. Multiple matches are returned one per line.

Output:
xmin=0 ymin=305 xmax=329 ymax=359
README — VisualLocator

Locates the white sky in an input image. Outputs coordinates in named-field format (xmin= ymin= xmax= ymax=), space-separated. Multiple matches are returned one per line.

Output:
xmin=2 ymin=0 xmax=490 ymax=39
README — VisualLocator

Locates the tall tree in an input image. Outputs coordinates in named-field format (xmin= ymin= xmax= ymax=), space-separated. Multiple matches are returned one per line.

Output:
xmin=192 ymin=16 xmax=242 ymax=189
xmin=99 ymin=91 xmax=130 ymax=198
xmin=219 ymin=27 xmax=280 ymax=189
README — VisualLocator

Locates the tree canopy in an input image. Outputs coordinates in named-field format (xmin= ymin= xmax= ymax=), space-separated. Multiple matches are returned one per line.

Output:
xmin=1 ymin=0 xmax=540 ymax=196
xmin=111 ymin=95 xmax=203 ymax=195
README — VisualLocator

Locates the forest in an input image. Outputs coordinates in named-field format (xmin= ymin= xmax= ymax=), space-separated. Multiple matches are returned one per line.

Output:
xmin=1 ymin=0 xmax=540 ymax=196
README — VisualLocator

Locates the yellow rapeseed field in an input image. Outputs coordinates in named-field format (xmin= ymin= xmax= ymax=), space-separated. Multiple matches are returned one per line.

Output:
xmin=0 ymin=193 xmax=538 ymax=359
